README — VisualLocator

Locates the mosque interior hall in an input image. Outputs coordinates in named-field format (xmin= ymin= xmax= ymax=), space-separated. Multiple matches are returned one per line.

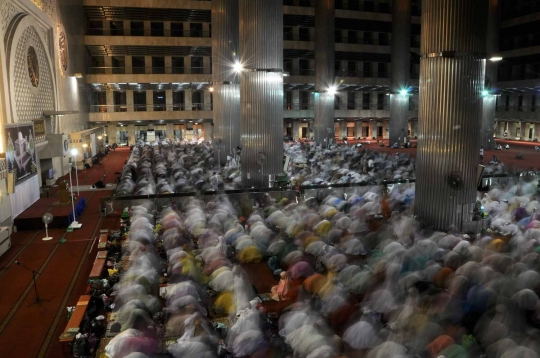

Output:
xmin=2 ymin=0 xmax=540 ymax=358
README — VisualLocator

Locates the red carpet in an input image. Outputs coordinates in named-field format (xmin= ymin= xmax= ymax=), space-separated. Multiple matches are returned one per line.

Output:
xmin=337 ymin=138 xmax=540 ymax=172
xmin=0 ymin=149 xmax=130 ymax=358
xmin=49 ymin=147 xmax=129 ymax=196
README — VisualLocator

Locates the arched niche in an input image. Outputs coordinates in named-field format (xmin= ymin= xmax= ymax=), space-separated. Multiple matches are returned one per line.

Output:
xmin=5 ymin=13 xmax=56 ymax=124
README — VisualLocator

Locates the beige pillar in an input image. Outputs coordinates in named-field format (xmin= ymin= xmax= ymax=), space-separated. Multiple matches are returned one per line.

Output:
xmin=106 ymin=91 xmax=114 ymax=112
xmin=107 ymin=125 xmax=117 ymax=144
xmin=165 ymin=56 xmax=172 ymax=74
xmin=127 ymin=124 xmax=135 ymax=145
xmin=166 ymin=90 xmax=173 ymax=111
xmin=144 ymin=20 xmax=150 ymax=36
xmin=166 ymin=123 xmax=174 ymax=139
xmin=509 ymin=122 xmax=518 ymax=139
xmin=146 ymin=91 xmax=153 ymax=111
xmin=127 ymin=90 xmax=134 ymax=111
xmin=125 ymin=56 xmax=132 ymax=73
xmin=144 ymin=56 xmax=152 ymax=74
xmin=185 ymin=90 xmax=193 ymax=110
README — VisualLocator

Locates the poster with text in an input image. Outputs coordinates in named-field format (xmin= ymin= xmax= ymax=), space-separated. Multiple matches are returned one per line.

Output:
xmin=5 ymin=123 xmax=37 ymax=185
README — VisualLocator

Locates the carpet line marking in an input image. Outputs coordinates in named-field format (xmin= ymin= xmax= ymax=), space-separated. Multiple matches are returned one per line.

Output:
xmin=1 ymin=200 xmax=59 ymax=277
xmin=34 ymin=192 xmax=102 ymax=357
xmin=0 ymin=233 xmax=63 ymax=335
xmin=0 ymin=230 xmax=41 ymax=278
xmin=0 ymin=150 xmax=123 ymax=355
xmin=37 ymin=190 xmax=105 ymax=358
xmin=38 ymin=152 xmax=123 ymax=357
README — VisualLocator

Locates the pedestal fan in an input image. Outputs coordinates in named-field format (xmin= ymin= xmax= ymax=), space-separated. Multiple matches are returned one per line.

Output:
xmin=42 ymin=213 xmax=53 ymax=241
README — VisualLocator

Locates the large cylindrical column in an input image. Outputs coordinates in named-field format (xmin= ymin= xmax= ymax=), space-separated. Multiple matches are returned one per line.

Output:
xmin=313 ymin=0 xmax=335 ymax=147
xmin=239 ymin=0 xmax=283 ymax=187
xmin=212 ymin=0 xmax=240 ymax=164
xmin=389 ymin=0 xmax=411 ymax=145
xmin=415 ymin=0 xmax=488 ymax=230
xmin=481 ymin=0 xmax=500 ymax=150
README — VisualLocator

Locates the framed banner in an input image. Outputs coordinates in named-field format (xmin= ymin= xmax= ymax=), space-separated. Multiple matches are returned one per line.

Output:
xmin=5 ymin=123 xmax=37 ymax=185
xmin=33 ymin=119 xmax=46 ymax=141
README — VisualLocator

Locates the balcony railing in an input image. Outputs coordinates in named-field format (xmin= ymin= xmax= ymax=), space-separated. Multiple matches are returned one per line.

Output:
xmin=495 ymin=105 xmax=538 ymax=112
xmin=336 ymin=37 xmax=387 ymax=46
xmin=87 ymin=67 xmax=211 ymax=75
xmin=86 ymin=28 xmax=211 ymax=38
xmin=335 ymin=70 xmax=389 ymax=79
xmin=283 ymin=103 xmax=401 ymax=111
xmin=284 ymin=33 xmax=312 ymax=41
xmin=498 ymin=72 xmax=540 ymax=82
xmin=87 ymin=66 xmax=413 ymax=79
xmin=284 ymin=103 xmax=313 ymax=110
xmin=283 ymin=34 xmax=390 ymax=46
xmin=286 ymin=69 xmax=315 ymax=76
xmin=90 ymin=103 xmax=212 ymax=113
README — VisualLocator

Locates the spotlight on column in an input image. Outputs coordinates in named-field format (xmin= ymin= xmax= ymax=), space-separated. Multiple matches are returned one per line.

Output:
xmin=399 ymin=89 xmax=409 ymax=96
xmin=481 ymin=90 xmax=490 ymax=97
xmin=71 ymin=148 xmax=78 ymax=156
xmin=489 ymin=56 xmax=503 ymax=62
xmin=328 ymin=86 xmax=337 ymax=95
xmin=233 ymin=61 xmax=244 ymax=73
xmin=209 ymin=87 xmax=214 ymax=92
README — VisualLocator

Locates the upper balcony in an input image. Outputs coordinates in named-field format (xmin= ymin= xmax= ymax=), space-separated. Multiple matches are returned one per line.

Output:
xmin=84 ymin=0 xmax=211 ymax=10
xmin=85 ymin=29 xmax=211 ymax=47
xmin=86 ymin=66 xmax=212 ymax=84
xmin=88 ymin=103 xmax=213 ymax=122
xmin=282 ymin=102 xmax=419 ymax=119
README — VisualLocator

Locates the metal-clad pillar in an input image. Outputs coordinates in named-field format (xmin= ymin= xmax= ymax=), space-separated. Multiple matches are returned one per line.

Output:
xmin=313 ymin=0 xmax=335 ymax=147
xmin=415 ymin=0 xmax=488 ymax=230
xmin=212 ymin=0 xmax=240 ymax=164
xmin=389 ymin=0 xmax=411 ymax=145
xmin=481 ymin=0 xmax=501 ymax=150
xmin=239 ymin=0 xmax=283 ymax=187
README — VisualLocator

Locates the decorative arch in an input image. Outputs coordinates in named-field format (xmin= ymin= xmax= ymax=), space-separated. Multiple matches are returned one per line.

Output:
xmin=5 ymin=13 xmax=55 ymax=124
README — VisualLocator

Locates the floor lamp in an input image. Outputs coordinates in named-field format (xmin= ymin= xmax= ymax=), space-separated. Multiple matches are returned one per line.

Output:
xmin=71 ymin=148 xmax=80 ymax=196
xmin=69 ymin=149 xmax=82 ymax=229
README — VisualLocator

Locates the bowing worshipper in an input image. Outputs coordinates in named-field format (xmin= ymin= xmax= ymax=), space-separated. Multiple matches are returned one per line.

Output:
xmin=107 ymin=138 xmax=540 ymax=358
xmin=270 ymin=271 xmax=294 ymax=301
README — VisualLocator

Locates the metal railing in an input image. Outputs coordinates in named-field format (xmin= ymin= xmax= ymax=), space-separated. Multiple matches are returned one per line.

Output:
xmin=498 ymin=73 xmax=540 ymax=82
xmin=86 ymin=28 xmax=211 ymax=38
xmin=284 ymin=33 xmax=313 ymax=41
xmin=286 ymin=69 xmax=315 ymax=76
xmin=495 ymin=105 xmax=538 ymax=112
xmin=335 ymin=70 xmax=389 ymax=79
xmin=283 ymin=103 xmax=397 ymax=111
xmin=283 ymin=34 xmax=391 ymax=46
xmin=90 ymin=103 xmax=212 ymax=113
xmin=284 ymin=103 xmax=313 ymax=110
xmin=335 ymin=37 xmax=387 ymax=46
xmin=87 ymin=67 xmax=211 ymax=75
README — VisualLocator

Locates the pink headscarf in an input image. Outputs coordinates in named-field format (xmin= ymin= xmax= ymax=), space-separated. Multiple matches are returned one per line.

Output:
xmin=271 ymin=271 xmax=293 ymax=301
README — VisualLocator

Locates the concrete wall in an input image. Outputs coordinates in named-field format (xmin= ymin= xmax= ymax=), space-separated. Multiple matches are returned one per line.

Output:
xmin=55 ymin=0 xmax=91 ymax=133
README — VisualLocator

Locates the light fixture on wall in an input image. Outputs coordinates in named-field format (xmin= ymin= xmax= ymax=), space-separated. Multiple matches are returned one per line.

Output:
xmin=73 ymin=73 xmax=83 ymax=78
xmin=233 ymin=61 xmax=244 ymax=73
